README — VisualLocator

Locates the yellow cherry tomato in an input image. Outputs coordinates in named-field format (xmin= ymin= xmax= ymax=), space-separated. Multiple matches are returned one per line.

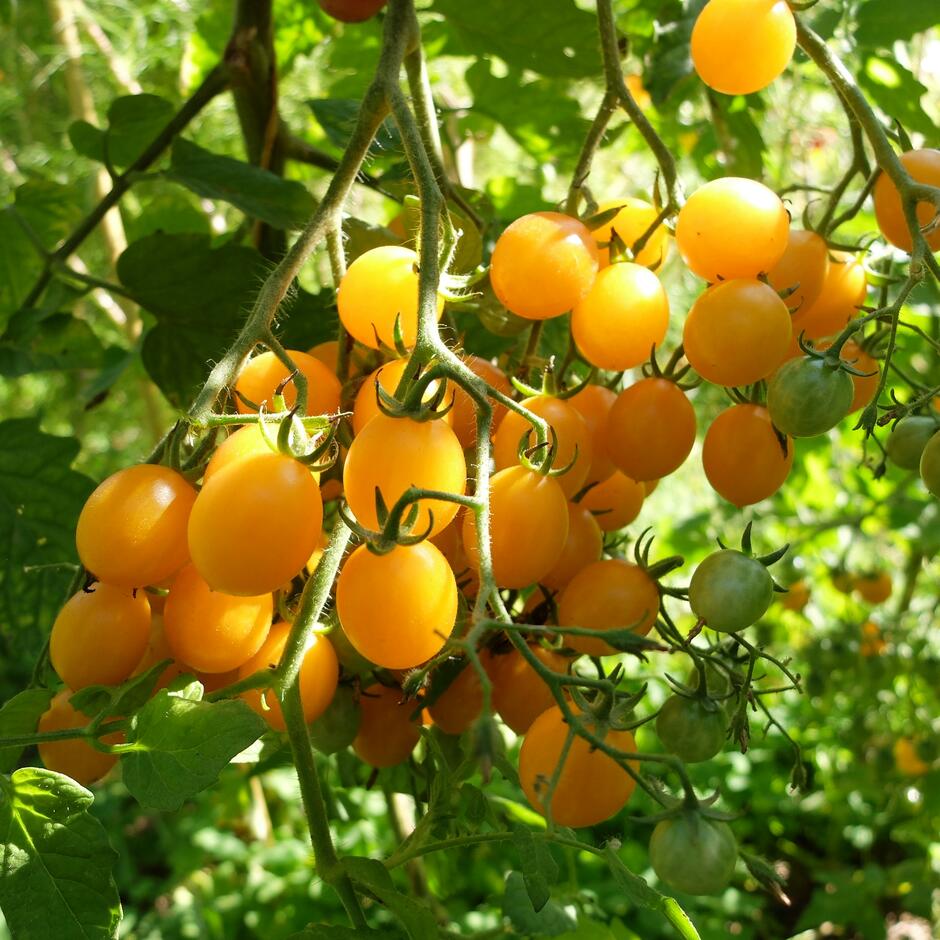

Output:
xmin=592 ymin=197 xmax=668 ymax=268
xmin=542 ymin=502 xmax=604 ymax=589
xmin=873 ymin=149 xmax=940 ymax=252
xmin=579 ymin=471 xmax=645 ymax=533
xmin=353 ymin=684 xmax=422 ymax=767
xmin=235 ymin=350 xmax=341 ymax=417
xmin=767 ymin=229 xmax=830 ymax=313
xmin=38 ymin=692 xmax=120 ymax=785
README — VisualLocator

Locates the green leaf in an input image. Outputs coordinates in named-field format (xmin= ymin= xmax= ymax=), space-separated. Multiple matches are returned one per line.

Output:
xmin=502 ymin=870 xmax=576 ymax=936
xmin=855 ymin=1 xmax=940 ymax=46
xmin=0 ymin=209 xmax=43 ymax=331
xmin=0 ymin=767 xmax=121 ymax=939
xmin=68 ymin=120 xmax=107 ymax=163
xmin=106 ymin=94 xmax=175 ymax=168
xmin=289 ymin=928 xmax=399 ymax=940
xmin=167 ymin=138 xmax=317 ymax=230
xmin=13 ymin=179 xmax=86 ymax=251
xmin=69 ymin=660 xmax=172 ymax=723
xmin=858 ymin=57 xmax=936 ymax=139
xmin=513 ymin=826 xmax=558 ymax=912
xmin=120 ymin=688 xmax=267 ymax=811
xmin=342 ymin=856 xmax=437 ymax=939
xmin=309 ymin=99 xmax=401 ymax=156
xmin=0 ymin=689 xmax=54 ymax=773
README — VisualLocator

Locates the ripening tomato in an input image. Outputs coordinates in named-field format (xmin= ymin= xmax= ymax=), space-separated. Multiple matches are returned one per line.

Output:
xmin=767 ymin=229 xmax=830 ymax=312
xmin=689 ymin=549 xmax=773 ymax=632
xmin=352 ymin=357 xmax=451 ymax=435
xmin=237 ymin=623 xmax=338 ymax=731
xmin=702 ymin=404 xmax=793 ymax=506
xmin=791 ymin=251 xmax=867 ymax=340
xmin=592 ymin=197 xmax=669 ymax=268
xmin=519 ymin=705 xmax=637 ymax=827
xmin=317 ymin=0 xmax=386 ymax=22
xmin=815 ymin=340 xmax=879 ymax=413
xmin=235 ymin=350 xmax=341 ymax=417
xmin=655 ymin=694 xmax=727 ymax=763
xmin=873 ymin=149 xmax=940 ymax=252
xmin=427 ymin=660 xmax=483 ymax=735
xmin=767 ymin=356 xmax=854 ymax=437
xmin=543 ymin=502 xmax=604 ymax=589
xmin=76 ymin=464 xmax=197 ymax=589
xmin=854 ymin=572 xmax=892 ymax=605
xmin=683 ymin=279 xmax=792 ymax=386
xmin=886 ymin=415 xmax=940 ymax=470
xmin=50 ymin=584 xmax=151 ymax=691
xmin=649 ymin=813 xmax=738 ymax=896
xmin=450 ymin=356 xmax=512 ymax=449
xmin=557 ymin=559 xmax=659 ymax=655
xmin=572 ymin=263 xmax=669 ymax=371
xmin=921 ymin=430 xmax=940 ymax=497
xmin=463 ymin=466 xmax=568 ymax=589
xmin=691 ymin=0 xmax=796 ymax=95
xmin=490 ymin=212 xmax=600 ymax=320
xmin=860 ymin=620 xmax=887 ymax=658
xmin=675 ymin=178 xmax=789 ymax=282
xmin=353 ymin=684 xmax=422 ymax=767
xmin=189 ymin=453 xmax=322 ymax=596
xmin=336 ymin=542 xmax=457 ymax=669
xmin=38 ymin=692 xmax=119 ymax=785
xmin=569 ymin=384 xmax=617 ymax=486
xmin=164 ymin=564 xmax=272 ymax=673
xmin=344 ymin=414 xmax=466 ymax=536
xmin=493 ymin=396 xmax=593 ymax=499
xmin=485 ymin=645 xmax=571 ymax=734
xmin=337 ymin=246 xmax=443 ymax=349
xmin=579 ymin=471 xmax=645 ymax=533
xmin=607 ymin=378 xmax=696 ymax=482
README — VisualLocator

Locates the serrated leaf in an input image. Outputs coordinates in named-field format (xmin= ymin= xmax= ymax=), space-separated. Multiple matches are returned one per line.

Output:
xmin=0 ymin=767 xmax=121 ymax=939
xmin=0 ymin=689 xmax=55 ymax=773
xmin=342 ymin=856 xmax=437 ymax=940
xmin=503 ymin=869 xmax=576 ymax=936
xmin=513 ymin=826 xmax=558 ymax=912
xmin=120 ymin=689 xmax=267 ymax=811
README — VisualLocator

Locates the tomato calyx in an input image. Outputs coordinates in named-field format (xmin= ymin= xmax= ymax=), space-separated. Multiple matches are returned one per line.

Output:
xmin=644 ymin=342 xmax=699 ymax=391
xmin=633 ymin=528 xmax=685 ymax=586
xmin=371 ymin=358 xmax=456 ymax=424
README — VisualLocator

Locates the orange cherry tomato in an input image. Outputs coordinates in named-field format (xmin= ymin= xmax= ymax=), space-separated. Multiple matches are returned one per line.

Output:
xmin=569 ymin=384 xmax=617 ymax=486
xmin=702 ymin=403 xmax=794 ymax=506
xmin=38 ymin=691 xmax=119 ymax=785
xmin=767 ymin=229 xmax=830 ymax=313
xmin=237 ymin=623 xmax=339 ymax=731
xmin=683 ymin=279 xmax=792 ymax=386
xmin=519 ymin=705 xmax=637 ymax=827
xmin=873 ymin=149 xmax=940 ymax=252
xmin=579 ymin=471 xmax=645 ymax=533
xmin=353 ymin=684 xmax=422 ymax=767
xmin=235 ymin=350 xmax=341 ymax=418
xmin=337 ymin=246 xmax=443 ymax=349
xmin=76 ymin=464 xmax=197 ymax=589
xmin=791 ymin=252 xmax=867 ymax=340
xmin=344 ymin=414 xmax=466 ymax=537
xmin=308 ymin=339 xmax=372 ymax=376
xmin=490 ymin=212 xmax=599 ymax=320
xmin=572 ymin=262 xmax=669 ymax=371
xmin=202 ymin=424 xmax=323 ymax=487
xmin=780 ymin=580 xmax=810 ymax=613
xmin=691 ymin=0 xmax=796 ymax=95
xmin=493 ymin=396 xmax=593 ymax=499
xmin=351 ymin=357 xmax=451 ymax=435
xmin=163 ymin=564 xmax=272 ymax=673
xmin=543 ymin=502 xmax=604 ymax=589
xmin=816 ymin=339 xmax=879 ymax=413
xmin=854 ymin=572 xmax=892 ymax=604
xmin=607 ymin=378 xmax=696 ymax=482
xmin=462 ymin=466 xmax=568 ymax=589
xmin=450 ymin=356 xmax=512 ymax=449
xmin=592 ymin=197 xmax=669 ymax=268
xmin=50 ymin=584 xmax=151 ymax=691
xmin=676 ymin=177 xmax=789 ymax=282
xmin=485 ymin=645 xmax=571 ymax=734
xmin=557 ymin=559 xmax=659 ymax=656
xmin=643 ymin=478 xmax=659 ymax=495
xmin=336 ymin=542 xmax=457 ymax=669
xmin=860 ymin=621 xmax=887 ymax=658
xmin=317 ymin=0 xmax=387 ymax=23
xmin=427 ymin=660 xmax=483 ymax=735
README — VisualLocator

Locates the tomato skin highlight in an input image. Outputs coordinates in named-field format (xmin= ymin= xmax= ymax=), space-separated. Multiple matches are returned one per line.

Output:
xmin=38 ymin=692 xmax=119 ymax=785
xmin=689 ymin=550 xmax=773 ymax=632
xmin=353 ymin=684 xmax=422 ymax=767
xmin=519 ymin=705 xmax=637 ymax=827
xmin=51 ymin=584 xmax=152 ymax=691
xmin=767 ymin=229 xmax=830 ymax=313
xmin=490 ymin=212 xmax=600 ymax=320
xmin=655 ymin=694 xmax=727 ymax=763
xmin=235 ymin=350 xmax=341 ymax=417
xmin=336 ymin=542 xmax=457 ymax=670
xmin=542 ymin=502 xmax=604 ymax=589
xmin=485 ymin=645 xmax=571 ymax=734
xmin=649 ymin=813 xmax=738 ymax=896
xmin=578 ymin=471 xmax=645 ymax=533
xmin=767 ymin=357 xmax=854 ymax=438
xmin=921 ymin=430 xmax=940 ymax=497
xmin=592 ymin=197 xmax=669 ymax=268
xmin=76 ymin=464 xmax=197 ymax=589
xmin=873 ymin=149 xmax=940 ymax=252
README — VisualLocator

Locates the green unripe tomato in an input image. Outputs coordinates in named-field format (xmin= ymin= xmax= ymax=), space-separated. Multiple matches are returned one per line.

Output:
xmin=886 ymin=416 xmax=940 ymax=470
xmin=688 ymin=550 xmax=773 ymax=632
xmin=655 ymin=694 xmax=727 ymax=763
xmin=308 ymin=685 xmax=361 ymax=754
xmin=767 ymin=357 xmax=853 ymax=438
xmin=649 ymin=812 xmax=737 ymax=895
xmin=920 ymin=430 xmax=940 ymax=497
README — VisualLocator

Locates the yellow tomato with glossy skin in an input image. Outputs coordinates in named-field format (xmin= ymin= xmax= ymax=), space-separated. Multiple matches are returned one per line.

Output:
xmin=237 ymin=623 xmax=339 ymax=731
xmin=336 ymin=542 xmax=457 ymax=669
xmin=873 ymin=149 xmax=940 ymax=252
xmin=691 ymin=0 xmax=796 ymax=95
xmin=353 ymin=684 xmax=422 ymax=767
xmin=50 ymin=584 xmax=151 ymax=691
xmin=450 ymin=356 xmax=512 ymax=449
xmin=579 ymin=471 xmax=645 ymax=533
xmin=702 ymin=404 xmax=793 ymax=506
xmin=337 ymin=246 xmax=443 ymax=349
xmin=557 ymin=559 xmax=659 ymax=655
xmin=189 ymin=453 xmax=322 ymax=596
xmin=490 ymin=212 xmax=600 ymax=320
xmin=76 ymin=464 xmax=197 ymax=589
xmin=683 ymin=279 xmax=792 ymax=387
xmin=203 ymin=425 xmax=276 ymax=482
xmin=543 ymin=502 xmax=604 ymax=589
xmin=235 ymin=350 xmax=341 ymax=417
xmin=593 ymin=197 xmax=669 ymax=268
xmin=519 ymin=705 xmax=637 ymax=827
xmin=791 ymin=251 xmax=867 ymax=340
xmin=486 ymin=645 xmax=571 ymax=734
xmin=344 ymin=414 xmax=466 ymax=537
xmin=463 ymin=466 xmax=568 ymax=589
xmin=493 ymin=396 xmax=593 ymax=499
xmin=428 ymin=661 xmax=483 ymax=735
xmin=607 ymin=378 xmax=696 ymax=482
xmin=572 ymin=263 xmax=669 ymax=371
xmin=38 ymin=692 xmax=119 ymax=785
xmin=767 ymin=229 xmax=830 ymax=313
xmin=164 ymin=564 xmax=272 ymax=673
xmin=676 ymin=177 xmax=789 ymax=282
xmin=569 ymin=384 xmax=617 ymax=486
